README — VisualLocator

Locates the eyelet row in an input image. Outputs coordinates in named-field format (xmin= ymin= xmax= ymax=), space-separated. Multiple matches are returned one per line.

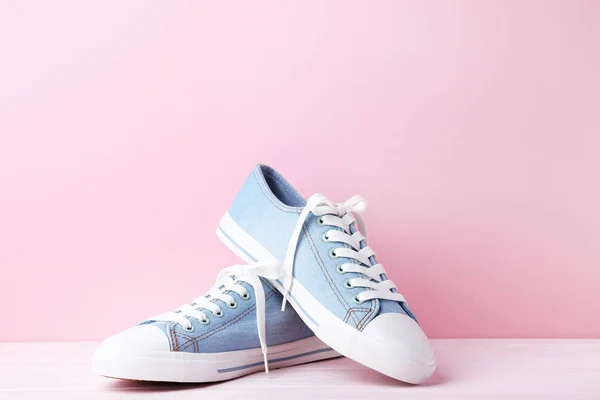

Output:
xmin=322 ymin=227 xmax=337 ymax=258
xmin=226 ymin=291 xmax=252 ymax=309
xmin=183 ymin=315 xmax=210 ymax=331
xmin=345 ymin=280 xmax=364 ymax=304
xmin=320 ymin=225 xmax=344 ymax=275
xmin=182 ymin=292 xmax=252 ymax=330
xmin=318 ymin=221 xmax=363 ymax=304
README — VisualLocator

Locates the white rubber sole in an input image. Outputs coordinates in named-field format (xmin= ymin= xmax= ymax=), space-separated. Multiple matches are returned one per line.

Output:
xmin=93 ymin=335 xmax=338 ymax=382
xmin=217 ymin=212 xmax=436 ymax=384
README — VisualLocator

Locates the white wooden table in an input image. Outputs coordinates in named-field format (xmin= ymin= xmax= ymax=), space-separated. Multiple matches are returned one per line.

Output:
xmin=1 ymin=340 xmax=599 ymax=399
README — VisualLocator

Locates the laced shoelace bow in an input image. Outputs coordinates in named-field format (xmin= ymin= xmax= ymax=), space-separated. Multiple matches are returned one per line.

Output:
xmin=150 ymin=262 xmax=280 ymax=372
xmin=281 ymin=194 xmax=406 ymax=311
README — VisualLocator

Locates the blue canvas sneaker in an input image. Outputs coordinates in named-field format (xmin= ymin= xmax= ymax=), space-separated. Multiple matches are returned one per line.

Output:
xmin=217 ymin=164 xmax=435 ymax=384
xmin=93 ymin=263 xmax=339 ymax=382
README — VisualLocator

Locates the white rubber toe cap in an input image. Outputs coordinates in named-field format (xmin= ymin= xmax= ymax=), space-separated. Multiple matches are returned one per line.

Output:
xmin=93 ymin=325 xmax=170 ymax=358
xmin=360 ymin=313 xmax=435 ymax=383
xmin=363 ymin=313 xmax=435 ymax=363
xmin=92 ymin=325 xmax=175 ymax=381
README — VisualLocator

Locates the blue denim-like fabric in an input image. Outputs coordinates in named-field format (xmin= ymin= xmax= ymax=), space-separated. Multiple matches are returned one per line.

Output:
xmin=141 ymin=278 xmax=314 ymax=353
xmin=226 ymin=164 xmax=415 ymax=332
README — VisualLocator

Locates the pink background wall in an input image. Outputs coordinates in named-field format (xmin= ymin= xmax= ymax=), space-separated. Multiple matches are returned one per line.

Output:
xmin=1 ymin=1 xmax=599 ymax=342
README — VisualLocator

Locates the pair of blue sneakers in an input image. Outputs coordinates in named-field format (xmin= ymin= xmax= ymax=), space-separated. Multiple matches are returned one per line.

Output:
xmin=93 ymin=164 xmax=435 ymax=384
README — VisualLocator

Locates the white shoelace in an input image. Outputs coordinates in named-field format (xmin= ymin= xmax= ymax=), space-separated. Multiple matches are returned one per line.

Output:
xmin=281 ymin=194 xmax=406 ymax=311
xmin=150 ymin=262 xmax=280 ymax=372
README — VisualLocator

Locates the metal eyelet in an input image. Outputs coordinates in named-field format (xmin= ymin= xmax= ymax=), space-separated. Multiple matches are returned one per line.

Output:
xmin=200 ymin=317 xmax=210 ymax=325
xmin=336 ymin=265 xmax=345 ymax=274
xmin=322 ymin=232 xmax=329 ymax=242
xmin=329 ymin=248 xmax=339 ymax=258
xmin=227 ymin=300 xmax=238 ymax=309
xmin=353 ymin=295 xmax=364 ymax=305
xmin=213 ymin=309 xmax=224 ymax=317
xmin=183 ymin=324 xmax=195 ymax=332
xmin=241 ymin=292 xmax=251 ymax=300
xmin=317 ymin=217 xmax=324 ymax=225
xmin=344 ymin=279 xmax=353 ymax=289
